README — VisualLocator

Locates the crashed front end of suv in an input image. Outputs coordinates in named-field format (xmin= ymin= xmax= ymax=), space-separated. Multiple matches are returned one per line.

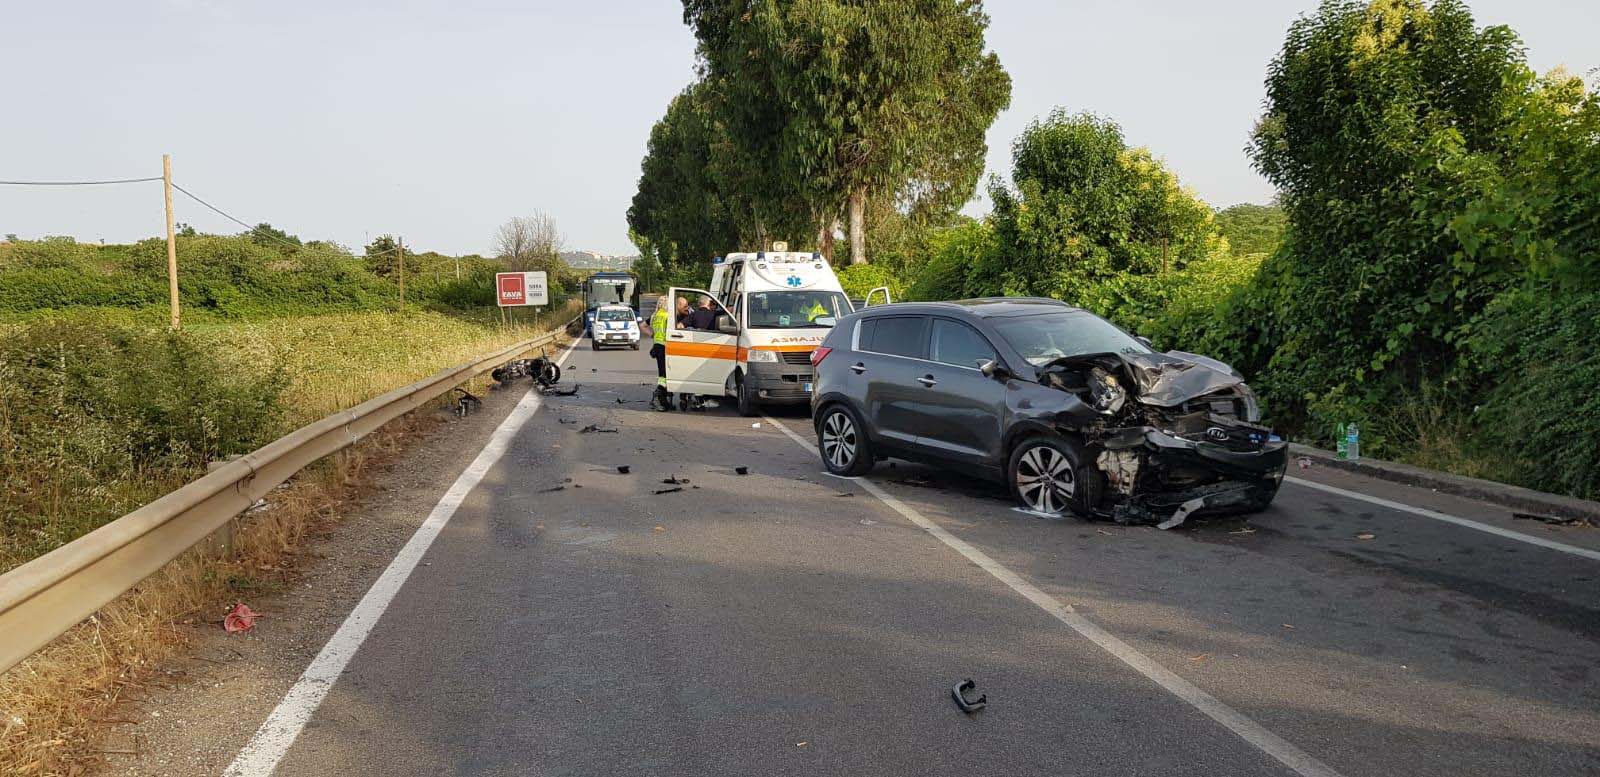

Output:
xmin=1037 ymin=351 xmax=1287 ymax=529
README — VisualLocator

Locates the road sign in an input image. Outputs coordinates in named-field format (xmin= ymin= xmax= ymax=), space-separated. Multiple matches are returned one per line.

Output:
xmin=495 ymin=271 xmax=549 ymax=307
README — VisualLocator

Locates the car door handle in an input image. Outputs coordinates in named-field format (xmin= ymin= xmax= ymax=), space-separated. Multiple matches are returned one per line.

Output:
xmin=849 ymin=363 xmax=867 ymax=374
xmin=670 ymin=334 xmax=685 ymax=339
xmin=917 ymin=375 xmax=937 ymax=387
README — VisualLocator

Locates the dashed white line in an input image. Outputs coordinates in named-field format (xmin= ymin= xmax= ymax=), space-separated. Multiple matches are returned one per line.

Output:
xmin=1285 ymin=477 xmax=1600 ymax=562
xmin=224 ymin=339 xmax=578 ymax=777
xmin=763 ymin=414 xmax=1346 ymax=777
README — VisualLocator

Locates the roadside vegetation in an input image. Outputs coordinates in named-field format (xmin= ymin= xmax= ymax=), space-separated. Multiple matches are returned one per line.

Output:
xmin=628 ymin=0 xmax=1599 ymax=500
xmin=0 ymin=227 xmax=582 ymax=773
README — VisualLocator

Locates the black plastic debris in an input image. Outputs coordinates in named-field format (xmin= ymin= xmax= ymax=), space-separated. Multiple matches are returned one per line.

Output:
xmin=653 ymin=487 xmax=684 ymax=495
xmin=540 ymin=383 xmax=580 ymax=397
xmin=615 ymin=398 xmax=631 ymax=404
xmin=662 ymin=476 xmax=690 ymax=485
xmin=1513 ymin=511 xmax=1584 ymax=527
xmin=453 ymin=388 xmax=482 ymax=418
xmin=539 ymin=485 xmax=566 ymax=493
xmin=558 ymin=418 xmax=578 ymax=425
xmin=579 ymin=424 xmax=619 ymax=434
xmin=734 ymin=466 xmax=749 ymax=475
xmin=616 ymin=465 xmax=631 ymax=474
xmin=951 ymin=679 xmax=986 ymax=713
xmin=835 ymin=492 xmax=854 ymax=498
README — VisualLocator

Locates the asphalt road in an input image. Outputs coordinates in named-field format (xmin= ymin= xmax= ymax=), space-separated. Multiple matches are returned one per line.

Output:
xmin=231 ymin=323 xmax=1600 ymax=776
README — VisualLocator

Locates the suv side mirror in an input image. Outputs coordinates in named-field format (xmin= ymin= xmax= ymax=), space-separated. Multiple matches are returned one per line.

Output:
xmin=978 ymin=359 xmax=1011 ymax=381
xmin=717 ymin=314 xmax=740 ymax=335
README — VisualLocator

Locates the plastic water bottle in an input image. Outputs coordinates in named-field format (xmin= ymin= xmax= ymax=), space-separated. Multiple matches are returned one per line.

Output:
xmin=1346 ymin=423 xmax=1361 ymax=461
xmin=1336 ymin=423 xmax=1348 ymax=460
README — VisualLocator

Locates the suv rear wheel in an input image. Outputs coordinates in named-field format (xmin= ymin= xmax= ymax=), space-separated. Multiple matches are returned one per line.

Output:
xmin=817 ymin=404 xmax=873 ymax=477
xmin=1008 ymin=436 xmax=1092 ymax=517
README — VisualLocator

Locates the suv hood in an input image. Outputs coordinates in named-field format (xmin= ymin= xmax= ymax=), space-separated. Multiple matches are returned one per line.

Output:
xmin=1041 ymin=351 xmax=1245 ymax=407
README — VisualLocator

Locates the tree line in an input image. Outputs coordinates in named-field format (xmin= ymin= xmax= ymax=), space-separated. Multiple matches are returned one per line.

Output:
xmin=628 ymin=0 xmax=1013 ymax=276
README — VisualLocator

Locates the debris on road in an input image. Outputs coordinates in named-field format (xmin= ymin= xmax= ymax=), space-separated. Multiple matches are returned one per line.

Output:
xmin=860 ymin=519 xmax=877 ymax=526
xmin=540 ymin=383 xmax=580 ymax=397
xmin=579 ymin=424 xmax=619 ymax=434
xmin=734 ymin=466 xmax=750 ymax=475
xmin=1297 ymin=457 xmax=1313 ymax=469
xmin=539 ymin=485 xmax=566 ymax=493
xmin=615 ymin=397 xmax=632 ymax=404
xmin=1513 ymin=511 xmax=1584 ymax=527
xmin=751 ymin=422 xmax=761 ymax=429
xmin=835 ymin=492 xmax=854 ymax=498
xmin=653 ymin=487 xmax=684 ymax=495
xmin=662 ymin=475 xmax=690 ymax=485
xmin=653 ymin=525 xmax=665 ymax=532
xmin=1229 ymin=527 xmax=1257 ymax=535
xmin=1157 ymin=495 xmax=1209 ymax=530
xmin=1281 ymin=623 xmax=1297 ymax=630
xmin=558 ymin=418 xmax=578 ymax=425
xmin=223 ymin=603 xmax=259 ymax=634
xmin=951 ymin=679 xmax=986 ymax=713
xmin=1355 ymin=531 xmax=1376 ymax=541
xmin=1189 ymin=654 xmax=1209 ymax=662
xmin=616 ymin=465 xmax=631 ymax=474
xmin=453 ymin=387 xmax=482 ymax=417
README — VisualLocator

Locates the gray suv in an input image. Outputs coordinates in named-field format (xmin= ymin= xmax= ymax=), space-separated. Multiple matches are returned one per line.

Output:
xmin=809 ymin=298 xmax=1286 ymax=527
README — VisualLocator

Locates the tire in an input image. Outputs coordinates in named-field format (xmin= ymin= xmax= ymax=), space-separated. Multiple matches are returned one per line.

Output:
xmin=591 ymin=339 xmax=601 ymax=351
xmin=1008 ymin=435 xmax=1094 ymax=517
xmin=817 ymin=404 xmax=873 ymax=477
xmin=736 ymin=372 xmax=759 ymax=417
xmin=630 ymin=342 xmax=640 ymax=350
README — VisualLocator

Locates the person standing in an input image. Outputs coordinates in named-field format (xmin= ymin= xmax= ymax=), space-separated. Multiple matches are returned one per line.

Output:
xmin=648 ymin=295 xmax=672 ymax=410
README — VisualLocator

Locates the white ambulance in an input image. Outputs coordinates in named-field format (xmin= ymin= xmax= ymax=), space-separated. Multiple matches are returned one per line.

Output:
xmin=664 ymin=245 xmax=889 ymax=416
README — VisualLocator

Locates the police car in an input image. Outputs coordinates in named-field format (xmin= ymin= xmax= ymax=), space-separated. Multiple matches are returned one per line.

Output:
xmin=590 ymin=304 xmax=641 ymax=350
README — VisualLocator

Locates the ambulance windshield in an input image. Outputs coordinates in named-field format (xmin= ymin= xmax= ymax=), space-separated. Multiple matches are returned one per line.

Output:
xmin=745 ymin=291 xmax=850 ymax=328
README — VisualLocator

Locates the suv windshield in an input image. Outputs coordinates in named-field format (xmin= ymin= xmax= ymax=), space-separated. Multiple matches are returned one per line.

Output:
xmin=992 ymin=310 xmax=1152 ymax=365
xmin=596 ymin=308 xmax=633 ymax=322
xmin=745 ymin=291 xmax=849 ymax=328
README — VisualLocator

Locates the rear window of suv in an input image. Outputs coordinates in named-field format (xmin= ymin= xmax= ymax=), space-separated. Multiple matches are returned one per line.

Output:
xmin=858 ymin=316 xmax=927 ymax=359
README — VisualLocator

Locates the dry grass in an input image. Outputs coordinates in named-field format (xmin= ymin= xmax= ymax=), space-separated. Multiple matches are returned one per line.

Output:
xmin=0 ymin=307 xmax=575 ymax=776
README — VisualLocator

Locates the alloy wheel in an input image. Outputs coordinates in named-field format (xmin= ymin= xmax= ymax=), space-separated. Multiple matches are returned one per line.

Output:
xmin=821 ymin=412 xmax=858 ymax=470
xmin=1016 ymin=444 xmax=1075 ymax=514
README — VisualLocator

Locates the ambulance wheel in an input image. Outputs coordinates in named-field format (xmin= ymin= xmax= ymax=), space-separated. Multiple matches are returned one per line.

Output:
xmin=590 ymin=339 xmax=600 ymax=351
xmin=736 ymin=373 xmax=758 ymax=417
xmin=630 ymin=342 xmax=639 ymax=350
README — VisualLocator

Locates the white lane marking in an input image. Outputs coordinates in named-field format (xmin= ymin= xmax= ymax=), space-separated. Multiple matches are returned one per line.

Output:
xmin=1285 ymin=476 xmax=1600 ymax=562
xmin=225 ymin=340 xmax=578 ymax=777
xmin=763 ymin=415 xmax=1345 ymax=777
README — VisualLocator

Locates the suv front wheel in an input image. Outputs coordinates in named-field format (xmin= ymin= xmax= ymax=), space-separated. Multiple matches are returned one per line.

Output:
xmin=1008 ymin=436 xmax=1092 ymax=517
xmin=817 ymin=404 xmax=873 ymax=477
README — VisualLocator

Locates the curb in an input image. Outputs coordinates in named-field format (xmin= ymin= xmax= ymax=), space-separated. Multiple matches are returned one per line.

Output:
xmin=1287 ymin=443 xmax=1600 ymax=528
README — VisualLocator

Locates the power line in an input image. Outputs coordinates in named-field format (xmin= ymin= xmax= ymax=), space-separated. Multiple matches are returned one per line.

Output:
xmin=0 ymin=177 xmax=162 ymax=186
xmin=170 ymin=182 xmax=398 ymax=257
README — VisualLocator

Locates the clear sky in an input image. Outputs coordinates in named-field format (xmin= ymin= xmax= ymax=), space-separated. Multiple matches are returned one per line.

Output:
xmin=2 ymin=1 xmax=1595 ymax=256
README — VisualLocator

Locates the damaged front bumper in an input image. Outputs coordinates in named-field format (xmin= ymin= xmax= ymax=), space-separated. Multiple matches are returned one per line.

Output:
xmin=1094 ymin=423 xmax=1287 ymax=529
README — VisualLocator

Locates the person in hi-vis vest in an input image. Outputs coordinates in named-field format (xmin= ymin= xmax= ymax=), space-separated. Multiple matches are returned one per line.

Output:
xmin=648 ymin=295 xmax=672 ymax=410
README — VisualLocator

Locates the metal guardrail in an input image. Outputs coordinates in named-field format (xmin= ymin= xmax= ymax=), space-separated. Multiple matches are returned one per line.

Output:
xmin=0 ymin=317 xmax=577 ymax=674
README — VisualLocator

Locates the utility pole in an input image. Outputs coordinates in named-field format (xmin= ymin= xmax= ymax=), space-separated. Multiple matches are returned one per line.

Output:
xmin=397 ymin=235 xmax=405 ymax=310
xmin=163 ymin=154 xmax=180 ymax=329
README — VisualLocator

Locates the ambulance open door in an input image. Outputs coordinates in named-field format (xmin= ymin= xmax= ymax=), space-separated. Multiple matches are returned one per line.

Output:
xmin=663 ymin=287 xmax=739 ymax=396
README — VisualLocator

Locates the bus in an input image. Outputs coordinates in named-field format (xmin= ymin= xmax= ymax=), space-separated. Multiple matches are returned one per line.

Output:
xmin=581 ymin=272 xmax=639 ymax=333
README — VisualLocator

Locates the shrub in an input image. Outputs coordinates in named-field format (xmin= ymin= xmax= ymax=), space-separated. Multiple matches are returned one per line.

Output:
xmin=0 ymin=321 xmax=287 ymax=565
